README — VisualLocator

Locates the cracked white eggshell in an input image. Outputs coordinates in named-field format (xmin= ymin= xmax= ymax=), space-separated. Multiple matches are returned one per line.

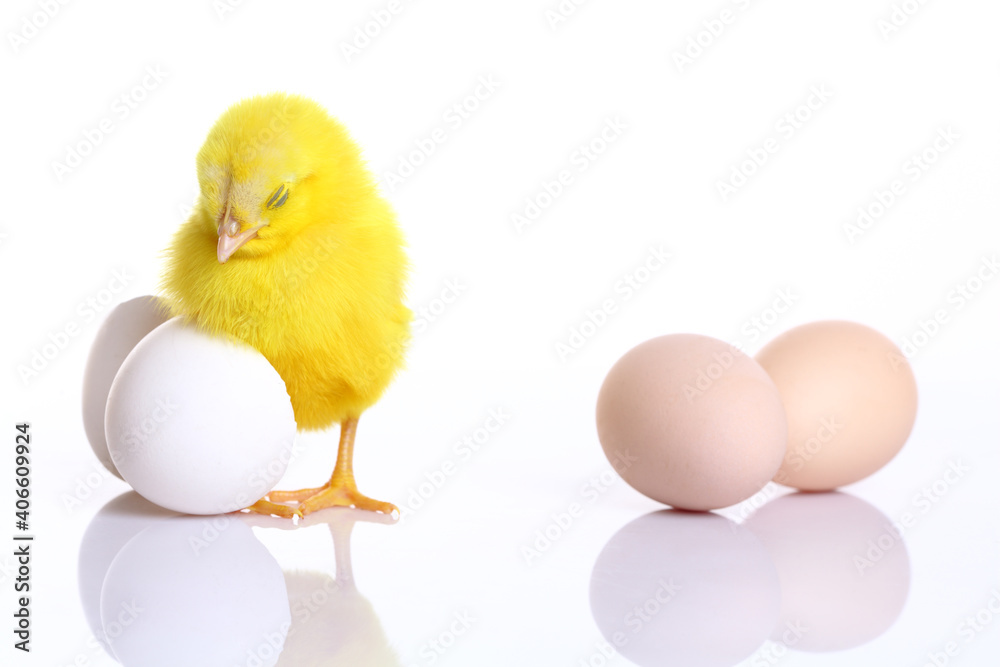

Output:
xmin=83 ymin=296 xmax=171 ymax=480
xmin=105 ymin=318 xmax=296 ymax=514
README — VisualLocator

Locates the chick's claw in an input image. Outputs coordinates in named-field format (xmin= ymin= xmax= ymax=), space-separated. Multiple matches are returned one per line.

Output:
xmin=297 ymin=485 xmax=398 ymax=518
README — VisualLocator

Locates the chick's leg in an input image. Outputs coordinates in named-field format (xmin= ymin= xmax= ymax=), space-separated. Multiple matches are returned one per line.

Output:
xmin=269 ymin=417 xmax=397 ymax=518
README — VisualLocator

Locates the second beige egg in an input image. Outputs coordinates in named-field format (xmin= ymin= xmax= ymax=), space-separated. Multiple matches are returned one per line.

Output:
xmin=755 ymin=320 xmax=918 ymax=491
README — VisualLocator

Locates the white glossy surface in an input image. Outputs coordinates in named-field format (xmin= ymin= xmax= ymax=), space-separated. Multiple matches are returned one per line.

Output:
xmin=4 ymin=365 xmax=997 ymax=666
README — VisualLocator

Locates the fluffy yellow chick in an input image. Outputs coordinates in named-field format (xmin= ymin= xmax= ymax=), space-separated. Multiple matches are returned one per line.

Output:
xmin=161 ymin=93 xmax=410 ymax=518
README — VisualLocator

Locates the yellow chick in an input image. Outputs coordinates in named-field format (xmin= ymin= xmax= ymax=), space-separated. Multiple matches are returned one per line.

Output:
xmin=161 ymin=93 xmax=410 ymax=518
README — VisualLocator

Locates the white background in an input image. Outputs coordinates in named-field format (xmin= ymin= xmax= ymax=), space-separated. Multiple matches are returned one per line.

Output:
xmin=1 ymin=0 xmax=998 ymax=665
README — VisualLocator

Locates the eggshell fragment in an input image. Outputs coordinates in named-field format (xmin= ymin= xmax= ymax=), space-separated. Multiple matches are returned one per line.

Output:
xmin=755 ymin=321 xmax=918 ymax=490
xmin=82 ymin=296 xmax=171 ymax=480
xmin=596 ymin=334 xmax=787 ymax=511
xmin=105 ymin=318 xmax=297 ymax=514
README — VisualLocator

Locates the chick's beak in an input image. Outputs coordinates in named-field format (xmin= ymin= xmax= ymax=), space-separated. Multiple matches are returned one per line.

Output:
xmin=217 ymin=202 xmax=263 ymax=264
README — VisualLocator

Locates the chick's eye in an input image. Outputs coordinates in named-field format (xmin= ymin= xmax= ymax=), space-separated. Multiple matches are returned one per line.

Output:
xmin=266 ymin=184 xmax=289 ymax=209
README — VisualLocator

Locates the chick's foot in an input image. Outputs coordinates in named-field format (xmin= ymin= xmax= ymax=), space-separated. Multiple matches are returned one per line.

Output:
xmin=295 ymin=483 xmax=398 ymax=518
xmin=250 ymin=417 xmax=397 ymax=518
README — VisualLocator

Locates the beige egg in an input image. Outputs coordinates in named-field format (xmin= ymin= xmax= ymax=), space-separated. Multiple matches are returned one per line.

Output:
xmin=596 ymin=334 xmax=787 ymax=511
xmin=755 ymin=321 xmax=918 ymax=490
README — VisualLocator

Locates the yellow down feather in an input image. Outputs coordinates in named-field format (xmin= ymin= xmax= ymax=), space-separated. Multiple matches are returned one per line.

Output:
xmin=160 ymin=93 xmax=410 ymax=429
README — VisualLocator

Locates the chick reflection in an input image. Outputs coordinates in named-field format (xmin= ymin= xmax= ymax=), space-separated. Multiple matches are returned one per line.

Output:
xmin=745 ymin=491 xmax=910 ymax=652
xmin=99 ymin=513 xmax=290 ymax=667
xmin=243 ymin=508 xmax=400 ymax=667
xmin=589 ymin=511 xmax=780 ymax=667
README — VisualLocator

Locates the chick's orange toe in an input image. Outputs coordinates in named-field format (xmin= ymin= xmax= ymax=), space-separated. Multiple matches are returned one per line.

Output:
xmin=297 ymin=485 xmax=398 ymax=518
xmin=244 ymin=498 xmax=300 ymax=519
xmin=267 ymin=486 xmax=327 ymax=503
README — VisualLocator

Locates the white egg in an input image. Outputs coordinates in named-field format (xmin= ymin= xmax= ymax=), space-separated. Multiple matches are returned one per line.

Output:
xmin=100 ymin=515 xmax=290 ymax=667
xmin=82 ymin=296 xmax=171 ymax=480
xmin=105 ymin=318 xmax=297 ymax=515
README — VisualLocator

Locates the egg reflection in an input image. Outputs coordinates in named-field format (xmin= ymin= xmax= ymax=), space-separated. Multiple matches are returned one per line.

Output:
xmin=100 ymin=514 xmax=290 ymax=667
xmin=589 ymin=511 xmax=780 ymax=667
xmin=745 ymin=491 xmax=910 ymax=652
xmin=78 ymin=492 xmax=178 ymax=656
